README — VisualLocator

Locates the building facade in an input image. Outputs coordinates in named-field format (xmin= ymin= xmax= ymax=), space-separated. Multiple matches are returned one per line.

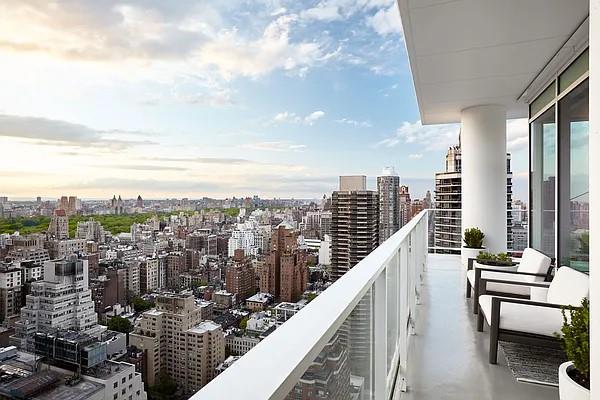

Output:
xmin=377 ymin=167 xmax=400 ymax=244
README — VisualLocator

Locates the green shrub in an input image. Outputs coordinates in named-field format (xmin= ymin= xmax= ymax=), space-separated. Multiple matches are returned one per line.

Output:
xmin=558 ymin=297 xmax=590 ymax=388
xmin=463 ymin=227 xmax=484 ymax=248
xmin=476 ymin=252 xmax=513 ymax=266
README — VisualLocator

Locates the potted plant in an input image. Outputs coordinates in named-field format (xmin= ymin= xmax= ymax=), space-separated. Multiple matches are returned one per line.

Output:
xmin=557 ymin=298 xmax=589 ymax=400
xmin=461 ymin=227 xmax=485 ymax=267
xmin=474 ymin=252 xmax=517 ymax=271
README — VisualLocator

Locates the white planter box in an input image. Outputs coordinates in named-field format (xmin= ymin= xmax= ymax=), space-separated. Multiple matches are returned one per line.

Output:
xmin=559 ymin=361 xmax=589 ymax=400
xmin=461 ymin=247 xmax=483 ymax=268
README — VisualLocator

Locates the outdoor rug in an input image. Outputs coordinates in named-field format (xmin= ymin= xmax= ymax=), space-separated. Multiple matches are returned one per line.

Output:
xmin=500 ymin=341 xmax=567 ymax=387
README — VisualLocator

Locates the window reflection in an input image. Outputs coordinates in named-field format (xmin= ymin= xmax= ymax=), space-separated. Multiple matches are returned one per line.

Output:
xmin=530 ymin=107 xmax=556 ymax=257
xmin=559 ymin=79 xmax=589 ymax=271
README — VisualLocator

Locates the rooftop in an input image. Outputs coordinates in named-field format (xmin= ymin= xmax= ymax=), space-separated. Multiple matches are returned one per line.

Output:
xmin=188 ymin=321 xmax=221 ymax=334
xmin=246 ymin=293 xmax=274 ymax=303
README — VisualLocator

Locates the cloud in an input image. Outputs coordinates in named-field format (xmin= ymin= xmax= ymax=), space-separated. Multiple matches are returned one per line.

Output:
xmin=0 ymin=114 xmax=156 ymax=150
xmin=408 ymin=153 xmax=423 ymax=159
xmin=243 ymin=141 xmax=307 ymax=152
xmin=149 ymin=156 xmax=262 ymax=165
xmin=272 ymin=110 xmax=325 ymax=125
xmin=196 ymin=14 xmax=323 ymax=79
xmin=507 ymin=118 xmax=528 ymax=151
xmin=108 ymin=164 xmax=187 ymax=171
xmin=377 ymin=118 xmax=530 ymax=153
xmin=301 ymin=0 xmax=396 ymax=22
xmin=335 ymin=118 xmax=372 ymax=128
xmin=57 ymin=177 xmax=222 ymax=193
xmin=366 ymin=4 xmax=403 ymax=36
xmin=304 ymin=111 xmax=325 ymax=125
xmin=375 ymin=120 xmax=459 ymax=151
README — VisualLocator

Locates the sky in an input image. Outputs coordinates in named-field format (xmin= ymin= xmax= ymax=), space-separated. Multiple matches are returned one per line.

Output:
xmin=0 ymin=0 xmax=529 ymax=201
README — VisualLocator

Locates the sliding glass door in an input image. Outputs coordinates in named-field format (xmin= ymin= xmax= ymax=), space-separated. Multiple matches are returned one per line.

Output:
xmin=558 ymin=79 xmax=589 ymax=271
xmin=529 ymin=49 xmax=589 ymax=272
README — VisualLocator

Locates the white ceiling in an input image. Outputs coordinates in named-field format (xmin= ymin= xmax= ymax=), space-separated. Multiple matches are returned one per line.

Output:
xmin=398 ymin=0 xmax=589 ymax=124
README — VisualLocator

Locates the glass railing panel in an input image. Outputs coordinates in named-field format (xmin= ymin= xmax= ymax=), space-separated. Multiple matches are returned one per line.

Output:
xmin=284 ymin=288 xmax=374 ymax=400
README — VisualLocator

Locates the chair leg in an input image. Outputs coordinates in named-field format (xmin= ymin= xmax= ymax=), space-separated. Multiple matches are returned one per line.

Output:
xmin=466 ymin=280 xmax=471 ymax=298
xmin=489 ymin=333 xmax=499 ymax=364
xmin=489 ymin=298 xmax=500 ymax=364
xmin=477 ymin=307 xmax=484 ymax=332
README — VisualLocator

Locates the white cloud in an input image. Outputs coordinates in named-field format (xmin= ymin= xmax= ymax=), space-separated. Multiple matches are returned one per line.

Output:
xmin=196 ymin=15 xmax=323 ymax=79
xmin=366 ymin=5 xmax=403 ymax=36
xmin=304 ymin=111 xmax=325 ymax=125
xmin=408 ymin=153 xmax=423 ymax=159
xmin=506 ymin=118 xmax=528 ymax=151
xmin=272 ymin=110 xmax=325 ymax=125
xmin=377 ymin=118 xmax=530 ymax=153
xmin=375 ymin=120 xmax=459 ymax=151
xmin=243 ymin=141 xmax=307 ymax=152
xmin=335 ymin=118 xmax=372 ymax=128
xmin=301 ymin=6 xmax=341 ymax=21
xmin=0 ymin=114 xmax=156 ymax=150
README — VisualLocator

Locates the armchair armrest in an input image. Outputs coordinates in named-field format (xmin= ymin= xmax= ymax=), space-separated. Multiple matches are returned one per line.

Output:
xmin=475 ymin=267 xmax=547 ymax=277
xmin=480 ymin=278 xmax=551 ymax=289
xmin=492 ymin=296 xmax=568 ymax=310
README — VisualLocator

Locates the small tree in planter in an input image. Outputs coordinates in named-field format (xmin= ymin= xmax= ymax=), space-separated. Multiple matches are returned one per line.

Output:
xmin=557 ymin=297 xmax=589 ymax=399
xmin=461 ymin=227 xmax=485 ymax=267
xmin=463 ymin=228 xmax=484 ymax=249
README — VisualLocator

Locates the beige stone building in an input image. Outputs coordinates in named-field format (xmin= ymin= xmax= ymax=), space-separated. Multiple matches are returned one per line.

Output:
xmin=129 ymin=293 xmax=225 ymax=394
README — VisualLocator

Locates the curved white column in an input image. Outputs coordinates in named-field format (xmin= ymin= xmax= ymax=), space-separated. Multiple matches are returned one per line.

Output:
xmin=461 ymin=105 xmax=507 ymax=253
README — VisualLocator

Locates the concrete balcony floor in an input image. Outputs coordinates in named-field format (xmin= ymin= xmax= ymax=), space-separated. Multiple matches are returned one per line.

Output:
xmin=402 ymin=254 xmax=558 ymax=400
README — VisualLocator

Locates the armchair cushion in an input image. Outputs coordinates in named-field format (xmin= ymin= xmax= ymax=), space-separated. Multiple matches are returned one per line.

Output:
xmin=479 ymin=295 xmax=563 ymax=337
xmin=467 ymin=269 xmax=533 ymax=296
xmin=547 ymin=266 xmax=589 ymax=306
xmin=516 ymin=248 xmax=552 ymax=277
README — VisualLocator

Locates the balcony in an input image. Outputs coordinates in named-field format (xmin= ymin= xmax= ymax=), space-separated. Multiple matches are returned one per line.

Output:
xmin=192 ymin=211 xmax=557 ymax=399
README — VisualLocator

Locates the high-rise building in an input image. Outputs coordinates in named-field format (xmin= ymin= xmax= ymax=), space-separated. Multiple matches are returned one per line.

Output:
xmin=434 ymin=143 xmax=513 ymax=253
xmin=166 ymin=252 xmax=186 ymax=288
xmin=14 ymin=256 xmax=102 ymax=347
xmin=48 ymin=209 xmax=69 ymax=239
xmin=140 ymin=257 xmax=159 ymax=293
xmin=225 ymin=250 xmax=256 ymax=303
xmin=331 ymin=176 xmax=379 ymax=281
xmin=68 ymin=196 xmax=77 ymax=215
xmin=259 ymin=225 xmax=307 ymax=302
xmin=129 ymin=293 xmax=225 ymax=393
xmin=0 ymin=262 xmax=22 ymax=324
xmin=398 ymin=185 xmax=412 ymax=227
xmin=377 ymin=167 xmax=400 ymax=244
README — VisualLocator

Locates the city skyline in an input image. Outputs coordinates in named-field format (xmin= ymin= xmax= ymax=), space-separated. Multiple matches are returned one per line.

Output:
xmin=0 ymin=1 xmax=529 ymax=200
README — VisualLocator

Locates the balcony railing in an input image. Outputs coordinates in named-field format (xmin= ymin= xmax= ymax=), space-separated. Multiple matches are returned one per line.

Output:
xmin=193 ymin=210 xmax=429 ymax=400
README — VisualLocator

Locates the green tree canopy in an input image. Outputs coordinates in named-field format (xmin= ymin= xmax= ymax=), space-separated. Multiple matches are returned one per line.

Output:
xmin=132 ymin=296 xmax=153 ymax=313
xmin=107 ymin=316 xmax=133 ymax=334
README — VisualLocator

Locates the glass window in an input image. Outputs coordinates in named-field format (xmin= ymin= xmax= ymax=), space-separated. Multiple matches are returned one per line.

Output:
xmin=559 ymin=49 xmax=588 ymax=93
xmin=530 ymin=82 xmax=556 ymax=117
xmin=558 ymin=79 xmax=589 ymax=271
xmin=530 ymin=106 xmax=556 ymax=257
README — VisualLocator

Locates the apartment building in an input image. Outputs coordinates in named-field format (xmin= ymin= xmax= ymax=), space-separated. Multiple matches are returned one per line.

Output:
xmin=331 ymin=176 xmax=379 ymax=281
xmin=377 ymin=167 xmax=400 ymax=244
xmin=129 ymin=293 xmax=224 ymax=393
xmin=0 ymin=263 xmax=22 ymax=324
xmin=14 ymin=256 xmax=102 ymax=347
